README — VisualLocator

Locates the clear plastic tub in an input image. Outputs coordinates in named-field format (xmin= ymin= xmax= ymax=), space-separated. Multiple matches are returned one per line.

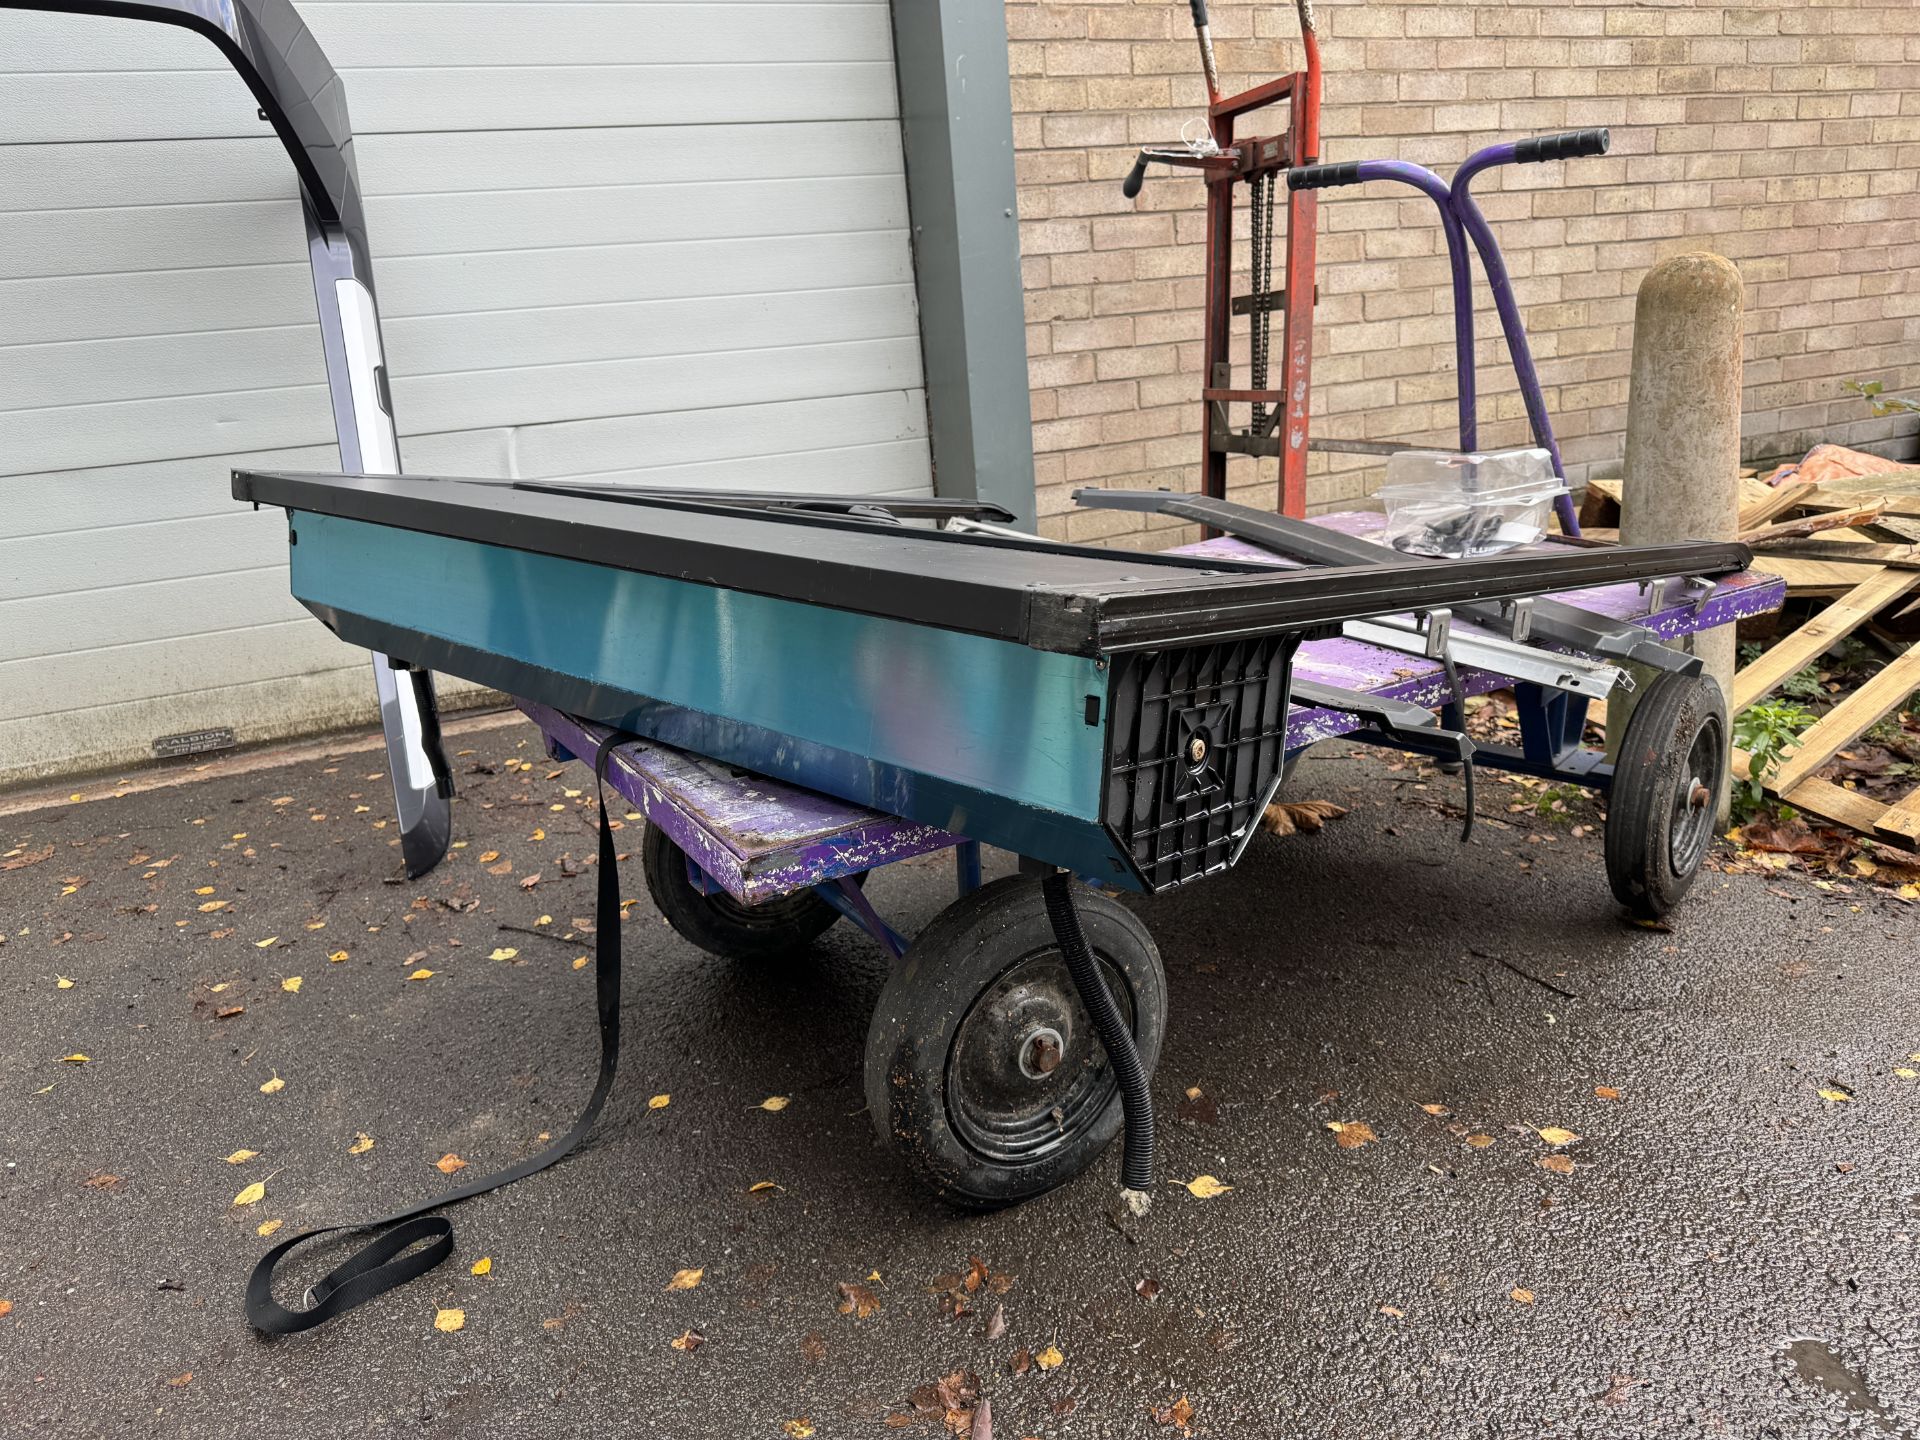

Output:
xmin=1376 ymin=447 xmax=1567 ymax=559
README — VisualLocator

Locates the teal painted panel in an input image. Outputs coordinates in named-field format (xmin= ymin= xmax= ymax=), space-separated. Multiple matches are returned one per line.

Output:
xmin=290 ymin=512 xmax=1110 ymax=825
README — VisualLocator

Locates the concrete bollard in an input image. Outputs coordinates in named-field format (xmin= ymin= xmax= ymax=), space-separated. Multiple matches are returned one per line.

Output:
xmin=1613 ymin=252 xmax=1744 ymax=817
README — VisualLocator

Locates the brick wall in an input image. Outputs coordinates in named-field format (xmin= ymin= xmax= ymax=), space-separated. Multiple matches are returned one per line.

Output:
xmin=1007 ymin=0 xmax=1920 ymax=546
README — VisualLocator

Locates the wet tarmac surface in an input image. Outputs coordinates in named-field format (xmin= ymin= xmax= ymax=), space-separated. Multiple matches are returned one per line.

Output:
xmin=3 ymin=719 xmax=1916 ymax=1438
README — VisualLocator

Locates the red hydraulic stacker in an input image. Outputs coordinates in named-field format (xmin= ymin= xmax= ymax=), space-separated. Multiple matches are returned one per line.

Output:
xmin=1121 ymin=0 xmax=1324 ymax=518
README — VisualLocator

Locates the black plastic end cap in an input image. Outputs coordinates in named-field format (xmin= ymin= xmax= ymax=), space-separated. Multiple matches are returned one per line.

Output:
xmin=1121 ymin=154 xmax=1150 ymax=199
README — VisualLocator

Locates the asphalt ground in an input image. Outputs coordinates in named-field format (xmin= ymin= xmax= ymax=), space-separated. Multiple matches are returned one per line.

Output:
xmin=2 ymin=717 xmax=1916 ymax=1439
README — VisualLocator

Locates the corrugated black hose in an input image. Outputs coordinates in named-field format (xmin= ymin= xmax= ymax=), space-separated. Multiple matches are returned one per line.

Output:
xmin=1040 ymin=870 xmax=1154 ymax=1198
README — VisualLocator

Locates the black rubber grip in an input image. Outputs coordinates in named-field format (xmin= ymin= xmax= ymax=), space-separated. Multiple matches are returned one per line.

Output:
xmin=1514 ymin=127 xmax=1610 ymax=164
xmin=1121 ymin=153 xmax=1149 ymax=199
xmin=1188 ymin=0 xmax=1208 ymax=29
xmin=1287 ymin=160 xmax=1362 ymax=191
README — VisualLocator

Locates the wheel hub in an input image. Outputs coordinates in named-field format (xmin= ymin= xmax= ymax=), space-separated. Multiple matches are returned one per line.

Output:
xmin=945 ymin=950 xmax=1135 ymax=1165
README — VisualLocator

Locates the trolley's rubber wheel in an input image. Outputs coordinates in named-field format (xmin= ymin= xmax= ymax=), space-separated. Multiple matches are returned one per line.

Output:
xmin=641 ymin=824 xmax=860 ymax=960
xmin=863 ymin=875 xmax=1167 ymax=1208
xmin=1605 ymin=670 xmax=1729 ymax=920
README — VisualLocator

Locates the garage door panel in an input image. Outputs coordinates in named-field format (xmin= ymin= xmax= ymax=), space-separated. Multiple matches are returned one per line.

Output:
xmin=0 ymin=0 xmax=928 ymax=786
xmin=512 ymin=390 xmax=926 ymax=477
xmin=0 ymin=429 xmax=512 ymax=540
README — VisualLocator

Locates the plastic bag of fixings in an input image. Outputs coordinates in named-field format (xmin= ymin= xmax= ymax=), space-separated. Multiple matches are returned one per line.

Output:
xmin=1376 ymin=447 xmax=1567 ymax=559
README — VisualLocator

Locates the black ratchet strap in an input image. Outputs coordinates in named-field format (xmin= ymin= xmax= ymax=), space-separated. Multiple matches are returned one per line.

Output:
xmin=245 ymin=736 xmax=630 ymax=1335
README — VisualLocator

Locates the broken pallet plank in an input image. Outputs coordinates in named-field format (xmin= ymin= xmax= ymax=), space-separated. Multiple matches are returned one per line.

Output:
xmin=1770 ymin=645 xmax=1920 ymax=793
xmin=1731 ymin=567 xmax=1920 ymax=713
xmin=1876 ymin=789 xmax=1920 ymax=845
xmin=1731 ymin=750 xmax=1917 ymax=851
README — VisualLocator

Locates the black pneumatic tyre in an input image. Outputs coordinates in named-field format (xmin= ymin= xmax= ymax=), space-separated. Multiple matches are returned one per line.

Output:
xmin=641 ymin=825 xmax=859 ymax=960
xmin=864 ymin=875 xmax=1167 ymax=1208
xmin=1605 ymin=670 xmax=1729 ymax=920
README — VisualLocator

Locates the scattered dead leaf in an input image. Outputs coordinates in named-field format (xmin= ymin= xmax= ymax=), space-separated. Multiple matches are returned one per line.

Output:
xmin=1420 ymin=1103 xmax=1449 ymax=1116
xmin=1035 ymin=1344 xmax=1064 ymax=1371
xmin=1326 ymin=1120 xmax=1378 ymax=1149
xmin=1150 ymin=1394 xmax=1196 ymax=1431
xmin=280 ymin=976 xmax=302 ymax=993
xmin=1510 ymin=1287 xmax=1535 ymax=1305
xmin=648 ymin=1093 xmax=671 ymax=1110
xmin=1464 ymin=1133 xmax=1494 ymax=1148
xmin=1594 ymin=1085 xmax=1622 ymax=1100
xmin=434 ymin=1308 xmax=465 ymax=1333
xmin=836 ymin=1281 xmax=881 ymax=1319
xmin=434 ymin=1153 xmax=468 ymax=1174
xmin=258 ymin=1074 xmax=284 ymax=1094
xmin=1182 ymin=1174 xmax=1232 ymax=1198
xmin=782 ymin=1421 xmax=814 ymax=1439
xmin=665 ymin=1268 xmax=704 ymax=1292
xmin=231 ymin=1181 xmax=265 ymax=1207
xmin=225 ymin=1149 xmax=258 ymax=1165
xmin=164 ymin=1372 xmax=193 ymax=1388
xmin=216 ymin=1005 xmax=245 ymax=1020
xmin=348 ymin=1133 xmax=374 ymax=1156
xmin=471 ymin=1257 xmax=492 ymax=1276
xmin=1537 ymin=1126 xmax=1580 ymax=1146
xmin=758 ymin=1095 xmax=791 ymax=1112
xmin=670 ymin=1327 xmax=705 ymax=1353
xmin=1538 ymin=1154 xmax=1576 ymax=1176
xmin=256 ymin=1219 xmax=282 ymax=1238
xmin=408 ymin=969 xmax=435 ymax=981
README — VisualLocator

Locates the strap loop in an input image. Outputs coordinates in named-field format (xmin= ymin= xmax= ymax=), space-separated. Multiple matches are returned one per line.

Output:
xmin=245 ymin=735 xmax=630 ymax=1335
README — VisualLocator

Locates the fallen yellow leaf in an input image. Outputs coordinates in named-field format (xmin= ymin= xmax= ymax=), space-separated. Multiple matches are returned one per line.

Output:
xmin=1594 ymin=1085 xmax=1622 ymax=1100
xmin=0 ymin=1300 xmax=11 ymax=1318
xmin=232 ymin=1180 xmax=266 ymax=1207
xmin=748 ymin=1181 xmax=783 ymax=1193
xmin=408 ymin=968 xmax=435 ymax=981
xmin=254 ymin=937 xmax=278 ymax=949
xmin=572 ymin=956 xmax=589 ymax=970
xmin=348 ymin=1133 xmax=374 ymax=1155
xmin=55 ymin=976 xmax=73 ymax=990
xmin=225 ymin=1149 xmax=259 ymax=1164
xmin=478 ymin=851 xmax=500 ymax=864
xmin=1326 ymin=1120 xmax=1378 ymax=1149
xmin=670 ymin=1328 xmax=704 ymax=1352
xmin=259 ymin=1074 xmax=285 ymax=1094
xmin=436 ymin=1153 xmax=468 ymax=1174
xmin=536 ymin=915 xmax=552 ymax=926
xmin=1538 ymin=1154 xmax=1576 ymax=1176
xmin=489 ymin=948 xmax=518 ymax=962
xmin=195 ymin=886 xmax=215 ymax=896
xmin=1420 ymin=1103 xmax=1448 ymax=1116
xmin=59 ymin=1053 xmax=89 ymax=1064
xmin=530 ymin=828 xmax=546 ymax=841
xmin=434 ymin=1308 xmax=465 ymax=1333
xmin=1378 ymin=1304 xmax=1405 ymax=1318
xmin=1537 ymin=1126 xmax=1579 ymax=1146
xmin=1035 ymin=1344 xmax=1065 ymax=1371
xmin=1464 ymin=1134 xmax=1494 ymax=1148
xmin=1183 ymin=1174 xmax=1232 ymax=1199
xmin=198 ymin=901 xmax=228 ymax=913
xmin=648 ymin=1093 xmax=671 ymax=1110
xmin=665 ymin=1268 xmax=704 ymax=1291
xmin=257 ymin=1219 xmax=283 ymax=1237
xmin=165 ymin=1371 xmax=193 ymax=1388
xmin=1818 ymin=1088 xmax=1853 ymax=1103
xmin=281 ymin=976 xmax=302 ymax=993
xmin=757 ymin=1096 xmax=790 ymax=1112
xmin=328 ymin=950 xmax=349 ymax=964
xmin=782 ymin=1422 xmax=814 ymax=1440
xmin=1510 ymin=1287 xmax=1535 ymax=1305
xmin=1895 ymin=1068 xmax=1918 ymax=1080
xmin=471 ymin=1257 xmax=492 ymax=1276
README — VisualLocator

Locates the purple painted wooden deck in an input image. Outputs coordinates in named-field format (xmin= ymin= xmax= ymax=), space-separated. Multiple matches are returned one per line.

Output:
xmin=520 ymin=701 xmax=962 ymax=904
xmin=524 ymin=515 xmax=1784 ymax=905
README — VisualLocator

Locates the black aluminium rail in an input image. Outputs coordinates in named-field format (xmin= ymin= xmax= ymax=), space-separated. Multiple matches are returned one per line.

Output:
xmin=236 ymin=469 xmax=1752 ymax=659
xmin=1076 ymin=487 xmax=1718 ymax=672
